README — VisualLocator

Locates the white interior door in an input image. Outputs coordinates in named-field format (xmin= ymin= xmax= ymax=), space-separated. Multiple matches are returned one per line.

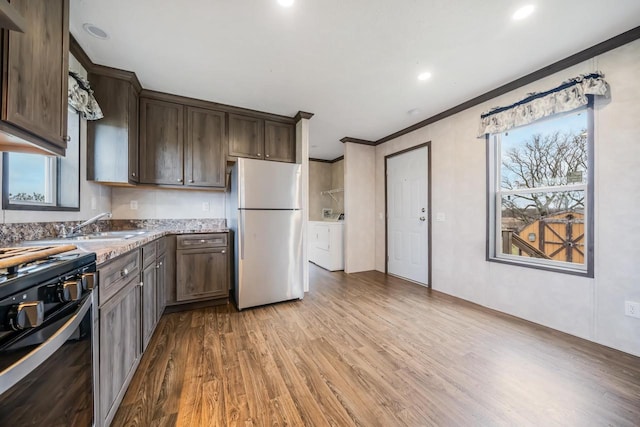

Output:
xmin=387 ymin=146 xmax=429 ymax=285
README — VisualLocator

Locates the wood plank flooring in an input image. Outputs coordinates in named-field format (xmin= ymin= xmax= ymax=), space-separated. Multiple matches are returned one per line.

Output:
xmin=113 ymin=265 xmax=640 ymax=426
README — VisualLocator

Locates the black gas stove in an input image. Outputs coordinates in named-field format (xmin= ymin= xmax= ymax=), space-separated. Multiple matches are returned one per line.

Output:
xmin=0 ymin=250 xmax=98 ymax=426
xmin=0 ymin=252 xmax=96 ymax=301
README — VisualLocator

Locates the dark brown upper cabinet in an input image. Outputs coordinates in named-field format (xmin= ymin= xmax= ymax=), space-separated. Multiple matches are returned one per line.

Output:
xmin=87 ymin=68 xmax=141 ymax=184
xmin=186 ymin=107 xmax=226 ymax=188
xmin=139 ymin=98 xmax=185 ymax=185
xmin=229 ymin=114 xmax=295 ymax=163
xmin=264 ymin=120 xmax=296 ymax=162
xmin=228 ymin=113 xmax=264 ymax=160
xmin=0 ymin=0 xmax=69 ymax=156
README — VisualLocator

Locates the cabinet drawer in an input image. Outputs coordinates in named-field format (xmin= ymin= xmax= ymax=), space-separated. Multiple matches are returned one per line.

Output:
xmin=177 ymin=233 xmax=227 ymax=249
xmin=156 ymin=236 xmax=167 ymax=255
xmin=141 ymin=241 xmax=157 ymax=267
xmin=99 ymin=250 xmax=140 ymax=305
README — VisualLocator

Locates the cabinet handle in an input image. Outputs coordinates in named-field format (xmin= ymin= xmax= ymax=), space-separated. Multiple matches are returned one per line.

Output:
xmin=200 ymin=239 xmax=206 ymax=243
xmin=132 ymin=172 xmax=136 ymax=177
xmin=265 ymin=154 xmax=270 ymax=158
xmin=221 ymin=250 xmax=226 ymax=254
xmin=257 ymin=153 xmax=261 ymax=157
xmin=188 ymin=179 xmax=194 ymax=183
xmin=177 ymin=178 xmax=183 ymax=183
xmin=121 ymin=268 xmax=129 ymax=277
xmin=63 ymin=135 xmax=71 ymax=142
xmin=139 ymin=281 xmax=144 ymax=287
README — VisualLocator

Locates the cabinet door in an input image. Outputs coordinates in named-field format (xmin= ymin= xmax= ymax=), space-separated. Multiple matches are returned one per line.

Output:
xmin=99 ymin=277 xmax=141 ymax=425
xmin=4 ymin=0 xmax=69 ymax=149
xmin=176 ymin=248 xmax=228 ymax=301
xmin=139 ymin=98 xmax=184 ymax=185
xmin=141 ymin=262 xmax=157 ymax=350
xmin=228 ymin=113 xmax=264 ymax=159
xmin=87 ymin=74 xmax=136 ymax=183
xmin=186 ymin=107 xmax=226 ymax=187
xmin=156 ymin=251 xmax=167 ymax=321
xmin=128 ymin=84 xmax=140 ymax=182
xmin=264 ymin=121 xmax=295 ymax=163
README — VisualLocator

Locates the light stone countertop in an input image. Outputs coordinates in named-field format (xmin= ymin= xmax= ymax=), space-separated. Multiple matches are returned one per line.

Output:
xmin=53 ymin=227 xmax=229 ymax=265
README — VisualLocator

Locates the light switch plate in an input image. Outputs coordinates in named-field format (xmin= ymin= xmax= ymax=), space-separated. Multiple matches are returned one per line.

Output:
xmin=202 ymin=202 xmax=210 ymax=212
xmin=130 ymin=200 xmax=138 ymax=210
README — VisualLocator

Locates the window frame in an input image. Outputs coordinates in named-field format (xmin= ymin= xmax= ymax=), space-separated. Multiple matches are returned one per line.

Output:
xmin=486 ymin=96 xmax=594 ymax=278
xmin=2 ymin=110 xmax=81 ymax=212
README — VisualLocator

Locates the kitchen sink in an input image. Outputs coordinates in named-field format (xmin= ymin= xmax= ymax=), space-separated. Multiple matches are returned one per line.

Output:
xmin=27 ymin=230 xmax=150 ymax=245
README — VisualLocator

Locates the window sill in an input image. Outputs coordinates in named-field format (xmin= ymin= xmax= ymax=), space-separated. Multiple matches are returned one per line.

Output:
xmin=487 ymin=256 xmax=593 ymax=278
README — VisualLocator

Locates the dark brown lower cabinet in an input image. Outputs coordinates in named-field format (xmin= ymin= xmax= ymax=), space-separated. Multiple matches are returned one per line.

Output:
xmin=156 ymin=250 xmax=167 ymax=321
xmin=99 ymin=276 xmax=141 ymax=427
xmin=175 ymin=233 xmax=229 ymax=302
xmin=141 ymin=260 xmax=157 ymax=351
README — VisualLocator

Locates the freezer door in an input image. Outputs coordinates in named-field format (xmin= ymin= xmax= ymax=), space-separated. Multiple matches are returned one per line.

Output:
xmin=238 ymin=158 xmax=301 ymax=209
xmin=236 ymin=209 xmax=303 ymax=310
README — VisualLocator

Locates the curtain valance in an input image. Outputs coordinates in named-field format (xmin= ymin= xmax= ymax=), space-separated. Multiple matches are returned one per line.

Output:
xmin=478 ymin=72 xmax=608 ymax=137
xmin=68 ymin=71 xmax=103 ymax=120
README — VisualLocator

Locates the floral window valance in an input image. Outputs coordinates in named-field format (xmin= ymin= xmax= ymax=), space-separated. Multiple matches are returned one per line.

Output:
xmin=68 ymin=71 xmax=103 ymax=120
xmin=478 ymin=72 xmax=608 ymax=137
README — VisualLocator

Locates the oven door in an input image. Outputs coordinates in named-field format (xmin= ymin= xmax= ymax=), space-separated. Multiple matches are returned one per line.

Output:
xmin=0 ymin=293 xmax=95 ymax=427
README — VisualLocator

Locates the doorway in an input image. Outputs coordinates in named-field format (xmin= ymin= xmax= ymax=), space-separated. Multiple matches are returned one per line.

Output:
xmin=385 ymin=143 xmax=431 ymax=287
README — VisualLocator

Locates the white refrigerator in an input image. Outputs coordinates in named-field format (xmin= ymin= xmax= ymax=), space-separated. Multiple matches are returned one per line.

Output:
xmin=228 ymin=158 xmax=304 ymax=310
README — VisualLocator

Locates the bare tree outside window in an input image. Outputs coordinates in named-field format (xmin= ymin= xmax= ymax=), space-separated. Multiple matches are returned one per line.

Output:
xmin=495 ymin=109 xmax=589 ymax=266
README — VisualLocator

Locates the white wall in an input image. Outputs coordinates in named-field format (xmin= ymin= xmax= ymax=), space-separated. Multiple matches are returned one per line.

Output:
xmin=344 ymin=142 xmax=376 ymax=273
xmin=0 ymin=53 xmax=112 ymax=224
xmin=308 ymin=161 xmax=332 ymax=220
xmin=371 ymin=40 xmax=640 ymax=356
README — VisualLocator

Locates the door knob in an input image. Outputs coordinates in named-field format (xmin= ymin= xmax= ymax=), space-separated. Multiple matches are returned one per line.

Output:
xmin=419 ymin=216 xmax=426 ymax=221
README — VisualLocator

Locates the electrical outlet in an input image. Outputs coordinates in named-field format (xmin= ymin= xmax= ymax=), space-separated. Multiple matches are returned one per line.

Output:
xmin=625 ymin=301 xmax=640 ymax=319
xmin=202 ymin=202 xmax=210 ymax=212
xmin=130 ymin=200 xmax=138 ymax=210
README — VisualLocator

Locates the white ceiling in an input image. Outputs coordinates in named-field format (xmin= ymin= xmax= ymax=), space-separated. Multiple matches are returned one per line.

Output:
xmin=70 ymin=0 xmax=640 ymax=160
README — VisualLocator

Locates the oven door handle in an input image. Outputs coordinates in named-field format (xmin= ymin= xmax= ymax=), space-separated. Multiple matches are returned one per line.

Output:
xmin=0 ymin=293 xmax=93 ymax=396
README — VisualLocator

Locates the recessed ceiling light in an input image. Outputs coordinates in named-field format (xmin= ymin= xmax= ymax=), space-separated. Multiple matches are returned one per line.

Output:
xmin=278 ymin=0 xmax=294 ymax=7
xmin=83 ymin=23 xmax=109 ymax=40
xmin=512 ymin=5 xmax=535 ymax=20
xmin=417 ymin=72 xmax=432 ymax=81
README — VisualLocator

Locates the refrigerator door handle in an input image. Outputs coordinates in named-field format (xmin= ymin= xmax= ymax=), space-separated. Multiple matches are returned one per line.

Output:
xmin=240 ymin=210 xmax=245 ymax=260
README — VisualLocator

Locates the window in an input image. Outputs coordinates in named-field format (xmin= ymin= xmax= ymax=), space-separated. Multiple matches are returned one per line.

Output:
xmin=2 ymin=108 xmax=81 ymax=211
xmin=487 ymin=100 xmax=594 ymax=276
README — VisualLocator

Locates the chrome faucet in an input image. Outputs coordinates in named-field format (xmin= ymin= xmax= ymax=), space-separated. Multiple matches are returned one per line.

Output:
xmin=65 ymin=212 xmax=112 ymax=237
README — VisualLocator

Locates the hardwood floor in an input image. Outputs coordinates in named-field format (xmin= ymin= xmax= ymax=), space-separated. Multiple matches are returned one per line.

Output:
xmin=112 ymin=264 xmax=640 ymax=426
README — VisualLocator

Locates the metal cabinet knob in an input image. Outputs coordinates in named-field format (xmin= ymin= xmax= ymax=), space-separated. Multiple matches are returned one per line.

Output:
xmin=8 ymin=301 xmax=44 ymax=331
xmin=257 ymin=153 xmax=261 ymax=157
xmin=221 ymin=250 xmax=226 ymax=254
xmin=200 ymin=239 xmax=206 ymax=243
xmin=121 ymin=268 xmax=129 ymax=277
xmin=188 ymin=179 xmax=194 ymax=183
xmin=63 ymin=135 xmax=71 ymax=142
xmin=132 ymin=172 xmax=136 ymax=177
xmin=177 ymin=178 xmax=183 ymax=183
xmin=265 ymin=154 xmax=270 ymax=158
